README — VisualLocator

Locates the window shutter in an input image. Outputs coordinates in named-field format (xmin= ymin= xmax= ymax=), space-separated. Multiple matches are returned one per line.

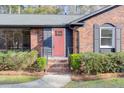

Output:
xmin=93 ymin=24 xmax=100 ymax=52
xmin=115 ymin=27 xmax=121 ymax=52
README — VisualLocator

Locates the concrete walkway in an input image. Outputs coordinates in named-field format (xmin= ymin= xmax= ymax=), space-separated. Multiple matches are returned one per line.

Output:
xmin=0 ymin=74 xmax=71 ymax=88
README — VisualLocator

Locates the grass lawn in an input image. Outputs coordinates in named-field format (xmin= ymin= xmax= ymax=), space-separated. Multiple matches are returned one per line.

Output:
xmin=0 ymin=75 xmax=40 ymax=84
xmin=64 ymin=78 xmax=124 ymax=88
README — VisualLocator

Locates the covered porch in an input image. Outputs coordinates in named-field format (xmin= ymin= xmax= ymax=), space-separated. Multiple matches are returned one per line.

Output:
xmin=0 ymin=27 xmax=74 ymax=57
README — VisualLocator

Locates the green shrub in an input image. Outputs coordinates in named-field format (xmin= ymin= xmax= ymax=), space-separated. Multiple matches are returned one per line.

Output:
xmin=107 ymin=52 xmax=124 ymax=72
xmin=36 ymin=57 xmax=47 ymax=71
xmin=69 ymin=54 xmax=81 ymax=71
xmin=17 ymin=51 xmax=38 ymax=70
xmin=81 ymin=53 xmax=109 ymax=74
xmin=69 ymin=52 xmax=124 ymax=75
xmin=0 ymin=52 xmax=16 ymax=71
xmin=0 ymin=61 xmax=17 ymax=71
xmin=0 ymin=50 xmax=38 ymax=71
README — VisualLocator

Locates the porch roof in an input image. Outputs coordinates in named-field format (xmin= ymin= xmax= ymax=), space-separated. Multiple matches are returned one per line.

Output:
xmin=0 ymin=14 xmax=82 ymax=27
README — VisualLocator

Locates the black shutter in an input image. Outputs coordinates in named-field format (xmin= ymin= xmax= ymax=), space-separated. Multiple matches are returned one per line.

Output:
xmin=115 ymin=27 xmax=121 ymax=52
xmin=93 ymin=24 xmax=100 ymax=52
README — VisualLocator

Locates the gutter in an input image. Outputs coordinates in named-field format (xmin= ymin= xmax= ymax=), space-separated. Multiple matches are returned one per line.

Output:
xmin=68 ymin=22 xmax=84 ymax=30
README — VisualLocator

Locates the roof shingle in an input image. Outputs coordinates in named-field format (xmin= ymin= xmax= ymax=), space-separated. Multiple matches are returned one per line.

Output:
xmin=0 ymin=14 xmax=82 ymax=26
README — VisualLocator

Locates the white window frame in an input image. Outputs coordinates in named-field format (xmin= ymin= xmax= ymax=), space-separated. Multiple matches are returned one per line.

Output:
xmin=100 ymin=27 xmax=115 ymax=48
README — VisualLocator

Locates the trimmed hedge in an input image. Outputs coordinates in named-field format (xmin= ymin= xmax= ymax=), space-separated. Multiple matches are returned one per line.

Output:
xmin=0 ymin=50 xmax=47 ymax=72
xmin=0 ymin=50 xmax=38 ymax=71
xmin=69 ymin=52 xmax=124 ymax=75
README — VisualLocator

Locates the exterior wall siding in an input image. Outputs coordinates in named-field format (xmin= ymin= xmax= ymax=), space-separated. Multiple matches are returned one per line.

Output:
xmin=76 ymin=6 xmax=124 ymax=52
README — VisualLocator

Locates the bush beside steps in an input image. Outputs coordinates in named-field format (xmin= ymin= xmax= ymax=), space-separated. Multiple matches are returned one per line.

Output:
xmin=0 ymin=50 xmax=47 ymax=72
xmin=69 ymin=52 xmax=124 ymax=75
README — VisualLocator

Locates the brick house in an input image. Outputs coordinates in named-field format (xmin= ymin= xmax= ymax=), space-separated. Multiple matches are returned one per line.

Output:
xmin=0 ymin=5 xmax=123 ymax=58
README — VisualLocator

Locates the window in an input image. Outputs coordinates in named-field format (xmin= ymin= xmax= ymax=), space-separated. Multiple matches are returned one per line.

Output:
xmin=100 ymin=27 xmax=115 ymax=48
xmin=55 ymin=31 xmax=62 ymax=36
xmin=0 ymin=28 xmax=30 ymax=51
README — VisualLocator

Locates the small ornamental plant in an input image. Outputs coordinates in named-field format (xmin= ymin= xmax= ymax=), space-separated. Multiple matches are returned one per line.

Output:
xmin=36 ymin=57 xmax=47 ymax=71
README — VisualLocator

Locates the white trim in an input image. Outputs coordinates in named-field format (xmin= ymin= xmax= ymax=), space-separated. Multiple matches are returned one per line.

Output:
xmin=64 ymin=28 xmax=66 ymax=57
xmin=51 ymin=28 xmax=53 ymax=57
xmin=100 ymin=27 xmax=115 ymax=48
xmin=100 ymin=46 xmax=113 ymax=48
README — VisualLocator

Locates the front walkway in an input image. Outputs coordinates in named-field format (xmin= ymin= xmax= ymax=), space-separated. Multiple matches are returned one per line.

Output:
xmin=0 ymin=74 xmax=71 ymax=88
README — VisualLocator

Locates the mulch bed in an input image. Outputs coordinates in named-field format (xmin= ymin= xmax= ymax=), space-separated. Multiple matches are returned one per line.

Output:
xmin=71 ymin=73 xmax=124 ymax=81
xmin=0 ymin=71 xmax=45 ymax=76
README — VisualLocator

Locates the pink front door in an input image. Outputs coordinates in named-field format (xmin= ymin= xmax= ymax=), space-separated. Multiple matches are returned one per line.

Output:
xmin=52 ymin=28 xmax=65 ymax=57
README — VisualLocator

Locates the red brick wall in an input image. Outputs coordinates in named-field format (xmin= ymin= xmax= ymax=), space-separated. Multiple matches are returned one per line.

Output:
xmin=76 ymin=6 xmax=124 ymax=52
xmin=30 ymin=28 xmax=43 ymax=55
